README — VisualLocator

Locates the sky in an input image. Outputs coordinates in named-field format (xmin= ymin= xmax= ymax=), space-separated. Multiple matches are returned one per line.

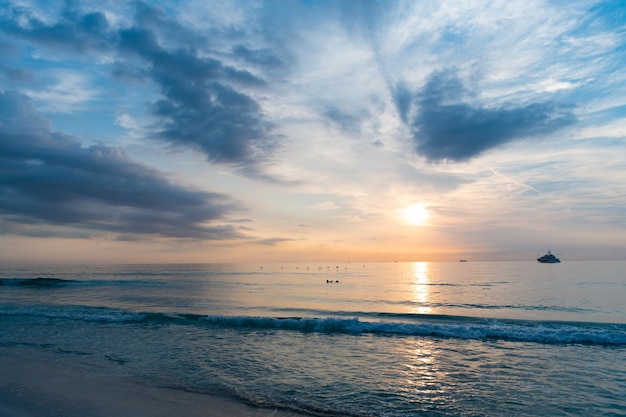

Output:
xmin=1 ymin=0 xmax=625 ymax=264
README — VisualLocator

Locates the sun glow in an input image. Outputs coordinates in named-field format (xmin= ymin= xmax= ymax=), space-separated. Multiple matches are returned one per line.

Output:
xmin=403 ymin=204 xmax=429 ymax=225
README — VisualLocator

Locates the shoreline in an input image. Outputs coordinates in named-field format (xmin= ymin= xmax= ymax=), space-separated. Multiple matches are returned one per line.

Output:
xmin=0 ymin=346 xmax=307 ymax=417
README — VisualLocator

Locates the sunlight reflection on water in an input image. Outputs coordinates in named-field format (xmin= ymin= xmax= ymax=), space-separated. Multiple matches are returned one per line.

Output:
xmin=412 ymin=262 xmax=431 ymax=314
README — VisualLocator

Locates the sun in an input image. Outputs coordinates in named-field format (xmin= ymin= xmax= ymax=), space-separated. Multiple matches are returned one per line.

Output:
xmin=402 ymin=204 xmax=429 ymax=225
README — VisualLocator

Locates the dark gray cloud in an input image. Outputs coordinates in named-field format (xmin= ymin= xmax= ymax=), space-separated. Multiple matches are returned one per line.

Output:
xmin=0 ymin=91 xmax=243 ymax=240
xmin=391 ymin=82 xmax=413 ymax=125
xmin=132 ymin=1 xmax=206 ymax=48
xmin=2 ymin=1 xmax=278 ymax=170
xmin=232 ymin=45 xmax=284 ymax=69
xmin=1 ymin=4 xmax=115 ymax=54
xmin=402 ymin=71 xmax=577 ymax=162
xmin=118 ymin=21 xmax=274 ymax=165
xmin=254 ymin=237 xmax=296 ymax=246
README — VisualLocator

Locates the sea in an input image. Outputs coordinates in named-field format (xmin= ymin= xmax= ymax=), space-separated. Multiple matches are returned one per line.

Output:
xmin=1 ymin=261 xmax=625 ymax=416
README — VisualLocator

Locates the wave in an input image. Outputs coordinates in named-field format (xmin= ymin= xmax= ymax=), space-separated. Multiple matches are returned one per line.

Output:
xmin=0 ymin=277 xmax=166 ymax=287
xmin=382 ymin=300 xmax=596 ymax=314
xmin=0 ymin=277 xmax=79 ymax=287
xmin=196 ymin=315 xmax=626 ymax=346
xmin=2 ymin=305 xmax=625 ymax=346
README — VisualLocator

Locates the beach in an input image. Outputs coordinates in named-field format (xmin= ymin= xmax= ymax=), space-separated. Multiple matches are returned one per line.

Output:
xmin=0 ymin=346 xmax=305 ymax=417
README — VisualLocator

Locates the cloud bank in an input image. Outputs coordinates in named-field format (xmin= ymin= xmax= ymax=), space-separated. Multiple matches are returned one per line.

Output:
xmin=0 ymin=91 xmax=241 ymax=239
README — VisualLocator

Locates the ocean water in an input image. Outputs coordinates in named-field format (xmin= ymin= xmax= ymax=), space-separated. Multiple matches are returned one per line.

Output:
xmin=1 ymin=261 xmax=625 ymax=416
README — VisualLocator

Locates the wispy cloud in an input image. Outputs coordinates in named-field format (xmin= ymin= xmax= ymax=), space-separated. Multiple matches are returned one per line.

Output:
xmin=25 ymin=71 xmax=97 ymax=113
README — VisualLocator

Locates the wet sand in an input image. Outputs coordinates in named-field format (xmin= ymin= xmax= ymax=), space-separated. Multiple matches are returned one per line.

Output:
xmin=0 ymin=347 xmax=306 ymax=417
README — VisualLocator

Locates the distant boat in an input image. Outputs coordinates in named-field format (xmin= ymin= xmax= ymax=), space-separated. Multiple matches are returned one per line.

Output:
xmin=537 ymin=250 xmax=560 ymax=263
xmin=459 ymin=259 xmax=468 ymax=262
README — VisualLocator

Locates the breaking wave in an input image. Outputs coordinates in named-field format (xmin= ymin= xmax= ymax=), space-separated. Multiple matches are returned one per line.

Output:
xmin=1 ymin=305 xmax=625 ymax=346
xmin=0 ymin=277 xmax=79 ymax=286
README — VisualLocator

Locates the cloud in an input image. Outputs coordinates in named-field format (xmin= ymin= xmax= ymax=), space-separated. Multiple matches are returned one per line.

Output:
xmin=25 ymin=71 xmax=97 ymax=113
xmin=232 ymin=45 xmax=284 ymax=69
xmin=3 ymin=1 xmax=278 ymax=170
xmin=254 ymin=237 xmax=296 ymax=246
xmin=0 ymin=90 xmax=243 ymax=240
xmin=312 ymin=201 xmax=339 ymax=212
xmin=0 ymin=63 xmax=34 ymax=83
xmin=118 ymin=3 xmax=277 ymax=168
xmin=1 ymin=4 xmax=115 ymax=54
xmin=118 ymin=21 xmax=275 ymax=166
xmin=323 ymin=107 xmax=369 ymax=133
xmin=405 ymin=70 xmax=577 ymax=162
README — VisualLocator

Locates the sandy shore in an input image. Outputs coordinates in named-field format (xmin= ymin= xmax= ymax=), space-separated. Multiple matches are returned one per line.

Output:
xmin=0 ymin=347 xmax=306 ymax=417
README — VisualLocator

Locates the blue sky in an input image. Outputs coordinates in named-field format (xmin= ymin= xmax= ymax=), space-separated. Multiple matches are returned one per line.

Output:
xmin=1 ymin=0 xmax=625 ymax=263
